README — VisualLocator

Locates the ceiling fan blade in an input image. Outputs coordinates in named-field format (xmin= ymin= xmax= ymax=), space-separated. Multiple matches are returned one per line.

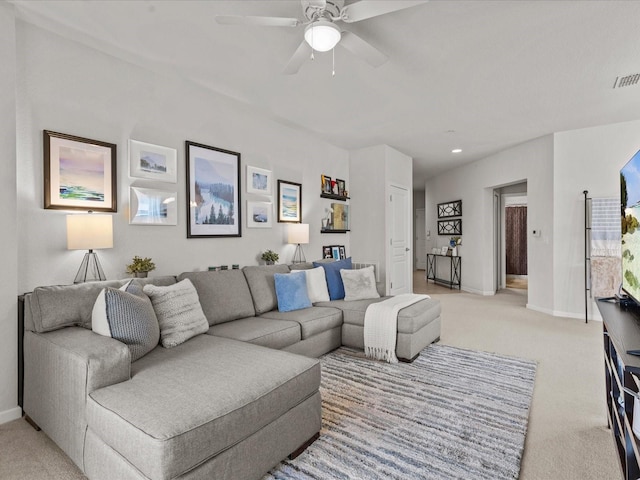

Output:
xmin=340 ymin=1 xmax=428 ymax=23
xmin=306 ymin=0 xmax=327 ymax=8
xmin=339 ymin=31 xmax=388 ymax=68
xmin=215 ymin=15 xmax=301 ymax=27
xmin=283 ymin=41 xmax=313 ymax=75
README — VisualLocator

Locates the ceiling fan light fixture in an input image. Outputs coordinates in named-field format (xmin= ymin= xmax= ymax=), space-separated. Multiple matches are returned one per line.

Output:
xmin=304 ymin=20 xmax=341 ymax=52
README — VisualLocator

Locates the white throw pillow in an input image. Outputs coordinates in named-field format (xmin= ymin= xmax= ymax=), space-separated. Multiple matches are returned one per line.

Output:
xmin=143 ymin=279 xmax=209 ymax=348
xmin=92 ymin=281 xmax=160 ymax=361
xmin=340 ymin=266 xmax=380 ymax=301
xmin=305 ymin=266 xmax=330 ymax=303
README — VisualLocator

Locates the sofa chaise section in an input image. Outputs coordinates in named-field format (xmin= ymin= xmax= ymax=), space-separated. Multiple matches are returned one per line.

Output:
xmin=84 ymin=335 xmax=321 ymax=480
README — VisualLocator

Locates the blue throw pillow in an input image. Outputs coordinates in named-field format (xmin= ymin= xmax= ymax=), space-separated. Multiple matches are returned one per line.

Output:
xmin=313 ymin=257 xmax=352 ymax=300
xmin=274 ymin=271 xmax=312 ymax=312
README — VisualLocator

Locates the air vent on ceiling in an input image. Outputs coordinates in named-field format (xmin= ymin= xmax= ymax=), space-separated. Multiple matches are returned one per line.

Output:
xmin=613 ymin=74 xmax=640 ymax=89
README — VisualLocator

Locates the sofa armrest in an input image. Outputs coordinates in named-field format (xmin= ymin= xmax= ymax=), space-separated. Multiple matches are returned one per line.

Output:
xmin=23 ymin=327 xmax=131 ymax=470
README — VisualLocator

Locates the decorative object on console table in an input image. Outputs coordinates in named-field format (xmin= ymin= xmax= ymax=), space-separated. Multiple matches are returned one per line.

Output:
xmin=246 ymin=165 xmax=272 ymax=196
xmin=247 ymin=201 xmax=273 ymax=228
xmin=125 ymin=255 xmax=156 ymax=278
xmin=277 ymin=180 xmax=302 ymax=223
xmin=186 ymin=141 xmax=241 ymax=238
xmin=66 ymin=212 xmax=113 ymax=283
xmin=44 ymin=130 xmax=117 ymax=212
xmin=129 ymin=187 xmax=178 ymax=226
xmin=437 ymin=199 xmax=462 ymax=218
xmin=288 ymin=223 xmax=309 ymax=264
xmin=129 ymin=139 xmax=177 ymax=183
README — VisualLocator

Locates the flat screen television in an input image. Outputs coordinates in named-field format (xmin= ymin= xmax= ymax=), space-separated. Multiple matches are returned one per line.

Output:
xmin=621 ymin=149 xmax=640 ymax=305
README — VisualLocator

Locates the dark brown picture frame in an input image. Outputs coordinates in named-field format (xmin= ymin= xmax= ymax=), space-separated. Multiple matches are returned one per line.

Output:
xmin=43 ymin=130 xmax=117 ymax=212
xmin=277 ymin=180 xmax=302 ymax=223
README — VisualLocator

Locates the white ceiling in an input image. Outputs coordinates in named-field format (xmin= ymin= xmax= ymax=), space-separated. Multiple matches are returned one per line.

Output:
xmin=10 ymin=0 xmax=640 ymax=188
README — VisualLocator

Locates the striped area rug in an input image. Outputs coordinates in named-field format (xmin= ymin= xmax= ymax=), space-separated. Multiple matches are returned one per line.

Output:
xmin=264 ymin=344 xmax=536 ymax=480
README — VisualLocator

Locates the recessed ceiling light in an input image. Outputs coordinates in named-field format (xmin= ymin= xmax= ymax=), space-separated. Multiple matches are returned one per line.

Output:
xmin=451 ymin=149 xmax=462 ymax=154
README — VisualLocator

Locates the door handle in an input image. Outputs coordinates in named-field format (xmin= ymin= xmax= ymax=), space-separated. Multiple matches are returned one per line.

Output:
xmin=405 ymin=248 xmax=410 ymax=252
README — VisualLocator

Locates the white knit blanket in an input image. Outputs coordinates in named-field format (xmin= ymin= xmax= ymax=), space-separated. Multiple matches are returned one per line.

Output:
xmin=364 ymin=294 xmax=430 ymax=363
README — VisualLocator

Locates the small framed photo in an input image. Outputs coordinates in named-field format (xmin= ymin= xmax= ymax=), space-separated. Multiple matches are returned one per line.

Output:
xmin=440 ymin=246 xmax=449 ymax=255
xmin=331 ymin=246 xmax=341 ymax=260
xmin=277 ymin=180 xmax=302 ymax=223
xmin=186 ymin=141 xmax=241 ymax=238
xmin=321 ymin=175 xmax=332 ymax=194
xmin=129 ymin=187 xmax=177 ymax=225
xmin=44 ymin=130 xmax=117 ymax=212
xmin=129 ymin=139 xmax=177 ymax=183
xmin=323 ymin=246 xmax=333 ymax=259
xmin=339 ymin=245 xmax=346 ymax=259
xmin=247 ymin=201 xmax=272 ymax=228
xmin=246 ymin=165 xmax=272 ymax=196
xmin=336 ymin=179 xmax=346 ymax=197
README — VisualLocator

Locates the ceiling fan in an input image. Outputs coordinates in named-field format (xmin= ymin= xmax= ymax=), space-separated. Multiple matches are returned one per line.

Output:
xmin=215 ymin=0 xmax=428 ymax=74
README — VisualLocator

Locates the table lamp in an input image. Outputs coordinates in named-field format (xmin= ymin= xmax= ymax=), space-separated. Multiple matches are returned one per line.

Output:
xmin=288 ymin=223 xmax=309 ymax=264
xmin=66 ymin=212 xmax=113 ymax=283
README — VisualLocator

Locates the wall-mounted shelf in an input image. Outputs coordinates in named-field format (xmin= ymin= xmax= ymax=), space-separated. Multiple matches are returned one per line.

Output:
xmin=320 ymin=193 xmax=350 ymax=201
xmin=321 ymin=229 xmax=350 ymax=234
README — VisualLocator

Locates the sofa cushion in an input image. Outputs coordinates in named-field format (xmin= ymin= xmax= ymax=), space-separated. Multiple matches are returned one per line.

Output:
xmin=178 ymin=270 xmax=256 ymax=324
xmin=340 ymin=266 xmax=380 ymax=301
xmin=260 ymin=306 xmax=343 ymax=339
xmin=86 ymin=335 xmax=320 ymax=480
xmin=143 ymin=279 xmax=209 ymax=348
xmin=305 ymin=267 xmax=330 ymax=303
xmin=208 ymin=317 xmax=301 ymax=349
xmin=313 ymin=257 xmax=352 ymax=300
xmin=91 ymin=283 xmax=160 ymax=361
xmin=274 ymin=271 xmax=312 ymax=312
xmin=318 ymin=297 xmax=442 ymax=334
xmin=242 ymin=264 xmax=291 ymax=314
xmin=25 ymin=276 xmax=177 ymax=333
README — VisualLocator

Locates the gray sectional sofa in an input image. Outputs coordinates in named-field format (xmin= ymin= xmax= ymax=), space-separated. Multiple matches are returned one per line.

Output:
xmin=21 ymin=263 xmax=441 ymax=480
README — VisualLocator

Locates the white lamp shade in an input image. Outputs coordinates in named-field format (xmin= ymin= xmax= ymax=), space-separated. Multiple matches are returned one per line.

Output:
xmin=67 ymin=214 xmax=113 ymax=250
xmin=288 ymin=223 xmax=309 ymax=245
xmin=304 ymin=20 xmax=341 ymax=52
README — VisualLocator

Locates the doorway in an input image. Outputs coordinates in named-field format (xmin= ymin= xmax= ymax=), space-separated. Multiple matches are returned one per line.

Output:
xmin=505 ymin=204 xmax=528 ymax=290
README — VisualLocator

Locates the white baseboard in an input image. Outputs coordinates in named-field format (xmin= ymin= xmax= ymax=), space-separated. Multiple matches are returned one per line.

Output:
xmin=0 ymin=406 xmax=22 ymax=425
xmin=526 ymin=303 xmax=603 ymax=322
xmin=461 ymin=286 xmax=495 ymax=296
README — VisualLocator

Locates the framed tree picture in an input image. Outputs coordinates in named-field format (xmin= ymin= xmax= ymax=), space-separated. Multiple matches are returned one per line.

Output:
xmin=186 ymin=141 xmax=241 ymax=238
xmin=43 ymin=130 xmax=117 ymax=212
xmin=277 ymin=180 xmax=302 ymax=223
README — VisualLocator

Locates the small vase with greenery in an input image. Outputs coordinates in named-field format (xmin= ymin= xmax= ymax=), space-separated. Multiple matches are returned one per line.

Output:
xmin=126 ymin=256 xmax=156 ymax=278
xmin=261 ymin=250 xmax=279 ymax=265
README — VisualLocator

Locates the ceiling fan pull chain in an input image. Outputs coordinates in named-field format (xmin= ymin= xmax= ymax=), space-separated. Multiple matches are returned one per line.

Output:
xmin=310 ymin=26 xmax=315 ymax=60
xmin=332 ymin=47 xmax=336 ymax=76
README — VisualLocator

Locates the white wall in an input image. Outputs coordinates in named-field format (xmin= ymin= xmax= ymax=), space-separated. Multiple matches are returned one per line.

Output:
xmin=425 ymin=135 xmax=554 ymax=313
xmin=553 ymin=119 xmax=640 ymax=319
xmin=15 ymin=21 xmax=349 ymax=294
xmin=0 ymin=2 xmax=21 ymax=425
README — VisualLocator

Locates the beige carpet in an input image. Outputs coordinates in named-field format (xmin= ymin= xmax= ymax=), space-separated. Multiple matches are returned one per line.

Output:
xmin=0 ymin=276 xmax=619 ymax=480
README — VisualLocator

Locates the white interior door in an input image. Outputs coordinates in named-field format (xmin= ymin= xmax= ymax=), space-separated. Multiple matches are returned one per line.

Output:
xmin=415 ymin=208 xmax=426 ymax=270
xmin=390 ymin=185 xmax=411 ymax=295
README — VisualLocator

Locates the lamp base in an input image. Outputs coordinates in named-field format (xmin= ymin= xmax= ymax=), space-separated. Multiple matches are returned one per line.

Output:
xmin=74 ymin=250 xmax=106 ymax=284
xmin=292 ymin=244 xmax=307 ymax=264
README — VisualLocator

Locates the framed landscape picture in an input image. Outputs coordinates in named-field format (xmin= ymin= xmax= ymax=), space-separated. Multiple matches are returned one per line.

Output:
xmin=246 ymin=165 xmax=272 ymax=196
xmin=129 ymin=139 xmax=177 ymax=183
xmin=277 ymin=180 xmax=302 ymax=223
xmin=186 ymin=141 xmax=241 ymax=238
xmin=129 ymin=187 xmax=177 ymax=226
xmin=43 ymin=130 xmax=117 ymax=212
xmin=247 ymin=201 xmax=272 ymax=228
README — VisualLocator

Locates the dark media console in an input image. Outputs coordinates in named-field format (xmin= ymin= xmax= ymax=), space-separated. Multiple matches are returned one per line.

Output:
xmin=597 ymin=298 xmax=640 ymax=479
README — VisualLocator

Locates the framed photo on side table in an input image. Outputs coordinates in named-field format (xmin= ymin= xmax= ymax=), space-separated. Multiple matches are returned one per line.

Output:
xmin=186 ymin=141 xmax=241 ymax=238
xmin=44 ymin=130 xmax=117 ymax=212
xmin=277 ymin=180 xmax=302 ymax=223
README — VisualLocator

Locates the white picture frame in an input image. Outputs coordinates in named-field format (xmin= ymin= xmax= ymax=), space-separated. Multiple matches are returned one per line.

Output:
xmin=129 ymin=186 xmax=178 ymax=225
xmin=246 ymin=165 xmax=272 ymax=196
xmin=246 ymin=201 xmax=273 ymax=228
xmin=440 ymin=246 xmax=449 ymax=256
xmin=129 ymin=139 xmax=177 ymax=183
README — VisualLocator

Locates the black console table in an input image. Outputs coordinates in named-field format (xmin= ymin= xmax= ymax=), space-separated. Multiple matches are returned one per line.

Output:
xmin=426 ymin=254 xmax=461 ymax=289
xmin=597 ymin=299 xmax=640 ymax=479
